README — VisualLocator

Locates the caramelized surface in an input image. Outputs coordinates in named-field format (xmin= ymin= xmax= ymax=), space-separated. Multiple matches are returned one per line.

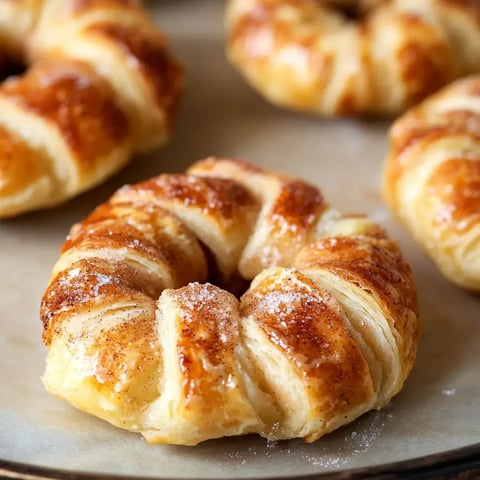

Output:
xmin=69 ymin=0 xmax=140 ymax=13
xmin=383 ymin=75 xmax=480 ymax=290
xmin=0 ymin=124 xmax=51 ymax=197
xmin=2 ymin=60 xmax=129 ymax=162
xmin=116 ymin=174 xmax=258 ymax=222
xmin=87 ymin=23 xmax=183 ymax=121
xmin=241 ymin=269 xmax=375 ymax=439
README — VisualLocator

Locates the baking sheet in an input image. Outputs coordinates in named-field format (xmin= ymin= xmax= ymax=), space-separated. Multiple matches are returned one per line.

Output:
xmin=0 ymin=1 xmax=479 ymax=478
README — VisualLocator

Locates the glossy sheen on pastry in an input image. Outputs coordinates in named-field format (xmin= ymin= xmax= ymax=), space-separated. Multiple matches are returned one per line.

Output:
xmin=383 ymin=76 xmax=480 ymax=290
xmin=41 ymin=158 xmax=420 ymax=446
xmin=0 ymin=0 xmax=183 ymax=218
xmin=226 ymin=0 xmax=480 ymax=116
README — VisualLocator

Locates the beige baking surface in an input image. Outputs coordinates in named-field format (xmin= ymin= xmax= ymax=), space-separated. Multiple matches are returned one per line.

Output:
xmin=0 ymin=1 xmax=479 ymax=478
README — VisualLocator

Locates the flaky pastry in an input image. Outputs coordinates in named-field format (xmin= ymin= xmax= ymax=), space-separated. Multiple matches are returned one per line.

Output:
xmin=41 ymin=158 xmax=420 ymax=445
xmin=383 ymin=75 xmax=480 ymax=290
xmin=226 ymin=0 xmax=480 ymax=116
xmin=0 ymin=0 xmax=183 ymax=218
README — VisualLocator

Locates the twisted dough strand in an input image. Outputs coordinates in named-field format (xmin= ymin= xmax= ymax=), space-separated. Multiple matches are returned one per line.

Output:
xmin=41 ymin=158 xmax=419 ymax=445
xmin=383 ymin=75 xmax=480 ymax=290
xmin=0 ymin=0 xmax=183 ymax=218
xmin=226 ymin=0 xmax=480 ymax=115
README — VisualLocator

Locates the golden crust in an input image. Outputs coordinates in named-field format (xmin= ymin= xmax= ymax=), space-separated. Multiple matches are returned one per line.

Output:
xmin=0 ymin=0 xmax=183 ymax=218
xmin=0 ymin=124 xmax=51 ymax=198
xmin=188 ymin=157 xmax=328 ymax=277
xmin=383 ymin=75 xmax=480 ymax=290
xmin=426 ymin=158 xmax=480 ymax=233
xmin=42 ymin=157 xmax=420 ymax=445
xmin=146 ymin=283 xmax=259 ymax=445
xmin=85 ymin=23 xmax=183 ymax=126
xmin=295 ymin=234 xmax=420 ymax=377
xmin=1 ymin=59 xmax=129 ymax=164
xmin=115 ymin=174 xmax=258 ymax=222
xmin=68 ymin=0 xmax=141 ymax=13
xmin=226 ymin=0 xmax=480 ymax=116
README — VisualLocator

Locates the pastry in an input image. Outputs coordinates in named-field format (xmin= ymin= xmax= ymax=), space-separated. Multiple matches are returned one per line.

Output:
xmin=41 ymin=157 xmax=420 ymax=445
xmin=226 ymin=0 xmax=480 ymax=115
xmin=383 ymin=75 xmax=480 ymax=290
xmin=0 ymin=0 xmax=183 ymax=218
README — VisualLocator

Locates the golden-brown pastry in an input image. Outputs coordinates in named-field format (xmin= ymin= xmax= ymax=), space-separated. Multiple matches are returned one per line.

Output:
xmin=383 ymin=76 xmax=480 ymax=290
xmin=0 ymin=0 xmax=183 ymax=218
xmin=41 ymin=157 xmax=420 ymax=446
xmin=226 ymin=0 xmax=480 ymax=116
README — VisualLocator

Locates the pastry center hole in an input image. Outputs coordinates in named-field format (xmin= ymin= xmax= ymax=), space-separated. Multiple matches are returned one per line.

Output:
xmin=200 ymin=243 xmax=250 ymax=298
xmin=0 ymin=55 xmax=27 ymax=82
xmin=326 ymin=0 xmax=386 ymax=20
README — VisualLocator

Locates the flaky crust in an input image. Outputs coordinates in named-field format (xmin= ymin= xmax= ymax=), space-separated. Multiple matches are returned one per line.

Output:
xmin=383 ymin=75 xmax=480 ymax=290
xmin=0 ymin=0 xmax=183 ymax=218
xmin=41 ymin=157 xmax=420 ymax=446
xmin=226 ymin=0 xmax=480 ymax=116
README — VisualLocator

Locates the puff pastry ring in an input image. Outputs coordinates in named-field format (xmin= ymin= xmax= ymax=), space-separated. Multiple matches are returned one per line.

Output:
xmin=226 ymin=0 xmax=480 ymax=115
xmin=0 ymin=0 xmax=183 ymax=218
xmin=41 ymin=158 xmax=420 ymax=445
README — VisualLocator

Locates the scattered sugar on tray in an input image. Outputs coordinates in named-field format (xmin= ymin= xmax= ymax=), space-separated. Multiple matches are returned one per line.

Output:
xmin=343 ymin=410 xmax=394 ymax=455
xmin=264 ymin=440 xmax=278 ymax=457
xmin=221 ymin=434 xmax=297 ymax=468
xmin=206 ymin=386 xmax=396 ymax=472
xmin=302 ymin=452 xmax=344 ymax=468
xmin=299 ymin=409 xmax=396 ymax=468
xmin=441 ymin=387 xmax=456 ymax=396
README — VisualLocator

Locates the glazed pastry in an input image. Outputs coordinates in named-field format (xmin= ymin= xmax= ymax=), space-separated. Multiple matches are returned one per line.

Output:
xmin=226 ymin=0 xmax=480 ymax=116
xmin=41 ymin=158 xmax=420 ymax=446
xmin=383 ymin=76 xmax=480 ymax=290
xmin=0 ymin=0 xmax=183 ymax=218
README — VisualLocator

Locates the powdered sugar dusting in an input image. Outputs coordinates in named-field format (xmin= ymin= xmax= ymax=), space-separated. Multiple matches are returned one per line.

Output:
xmin=91 ymin=272 xmax=116 ymax=296
xmin=261 ymin=289 xmax=310 ymax=316
xmin=175 ymin=282 xmax=219 ymax=313
xmin=57 ymin=267 xmax=119 ymax=306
